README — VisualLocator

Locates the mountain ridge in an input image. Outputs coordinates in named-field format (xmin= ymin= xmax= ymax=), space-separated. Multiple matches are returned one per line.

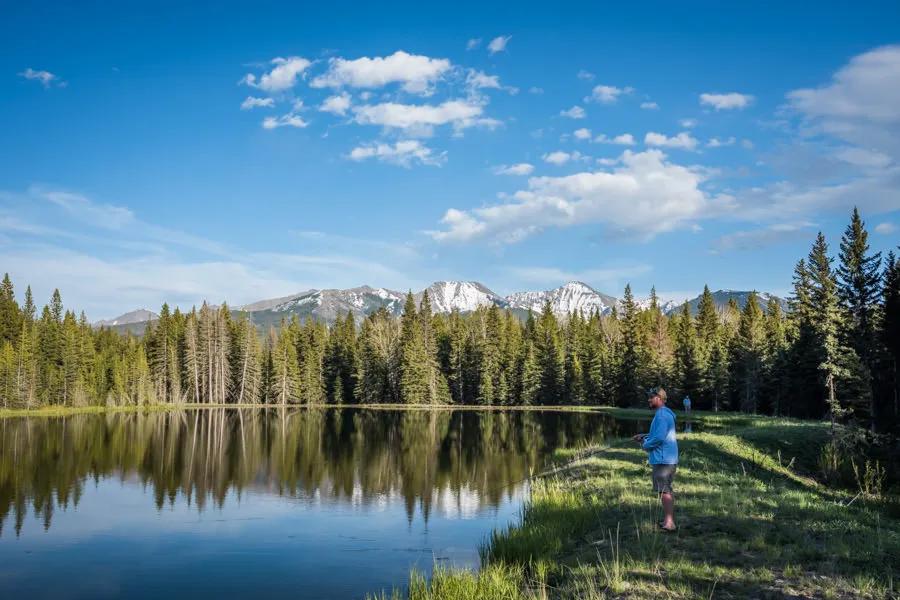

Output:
xmin=95 ymin=282 xmax=786 ymax=332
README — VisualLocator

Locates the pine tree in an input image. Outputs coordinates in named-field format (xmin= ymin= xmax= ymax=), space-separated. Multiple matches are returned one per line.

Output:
xmin=695 ymin=285 xmax=719 ymax=407
xmin=534 ymin=301 xmax=564 ymax=405
xmin=617 ymin=285 xmax=642 ymax=406
xmin=673 ymin=302 xmax=701 ymax=403
xmin=0 ymin=274 xmax=22 ymax=346
xmin=272 ymin=318 xmax=301 ymax=405
xmin=837 ymin=208 xmax=881 ymax=426
xmin=645 ymin=287 xmax=672 ymax=388
xmin=808 ymin=232 xmax=870 ymax=424
xmin=762 ymin=297 xmax=788 ymax=415
xmin=732 ymin=292 xmax=766 ymax=413
xmin=880 ymin=252 xmax=900 ymax=429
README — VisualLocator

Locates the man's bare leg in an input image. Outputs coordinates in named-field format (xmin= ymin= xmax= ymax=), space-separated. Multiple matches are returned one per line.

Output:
xmin=660 ymin=492 xmax=676 ymax=529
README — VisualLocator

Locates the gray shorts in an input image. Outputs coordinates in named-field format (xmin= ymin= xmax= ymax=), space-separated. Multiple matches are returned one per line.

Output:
xmin=651 ymin=464 xmax=677 ymax=494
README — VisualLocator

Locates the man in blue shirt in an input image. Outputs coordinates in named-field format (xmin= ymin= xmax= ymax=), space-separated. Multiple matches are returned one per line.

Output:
xmin=632 ymin=387 xmax=678 ymax=531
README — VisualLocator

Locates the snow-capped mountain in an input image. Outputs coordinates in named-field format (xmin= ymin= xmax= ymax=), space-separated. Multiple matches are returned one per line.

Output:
xmin=505 ymin=281 xmax=617 ymax=316
xmin=417 ymin=281 xmax=507 ymax=313
xmin=95 ymin=309 xmax=158 ymax=327
xmin=97 ymin=283 xmax=788 ymax=331
xmin=242 ymin=286 xmax=406 ymax=326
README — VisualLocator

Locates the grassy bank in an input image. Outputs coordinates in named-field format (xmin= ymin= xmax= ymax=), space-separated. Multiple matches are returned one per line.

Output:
xmin=375 ymin=413 xmax=900 ymax=599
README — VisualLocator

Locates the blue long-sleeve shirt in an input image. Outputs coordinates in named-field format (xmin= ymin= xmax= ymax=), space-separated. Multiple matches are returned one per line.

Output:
xmin=642 ymin=406 xmax=678 ymax=465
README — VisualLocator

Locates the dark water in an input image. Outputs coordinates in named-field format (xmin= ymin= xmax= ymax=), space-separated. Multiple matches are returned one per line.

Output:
xmin=0 ymin=408 xmax=640 ymax=599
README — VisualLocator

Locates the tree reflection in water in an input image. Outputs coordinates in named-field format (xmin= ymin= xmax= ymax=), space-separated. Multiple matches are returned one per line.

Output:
xmin=0 ymin=408 xmax=638 ymax=536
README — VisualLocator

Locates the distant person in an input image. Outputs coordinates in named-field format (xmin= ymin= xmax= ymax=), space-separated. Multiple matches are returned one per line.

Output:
xmin=683 ymin=395 xmax=692 ymax=413
xmin=632 ymin=387 xmax=678 ymax=532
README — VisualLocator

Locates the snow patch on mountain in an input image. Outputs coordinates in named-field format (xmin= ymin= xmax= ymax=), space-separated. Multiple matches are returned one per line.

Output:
xmin=95 ymin=309 xmax=159 ymax=327
xmin=505 ymin=281 xmax=617 ymax=316
xmin=418 ymin=281 xmax=506 ymax=313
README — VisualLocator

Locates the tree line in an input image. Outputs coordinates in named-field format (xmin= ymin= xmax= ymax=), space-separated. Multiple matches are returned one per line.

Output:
xmin=0 ymin=208 xmax=897 ymax=431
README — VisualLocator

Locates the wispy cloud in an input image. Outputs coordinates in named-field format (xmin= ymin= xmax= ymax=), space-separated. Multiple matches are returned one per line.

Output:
xmin=347 ymin=140 xmax=446 ymax=167
xmin=18 ymin=68 xmax=64 ymax=88
xmin=487 ymin=35 xmax=512 ymax=54
xmin=699 ymin=92 xmax=754 ymax=110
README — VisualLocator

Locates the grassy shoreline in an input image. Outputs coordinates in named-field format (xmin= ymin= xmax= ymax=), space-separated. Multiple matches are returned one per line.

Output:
xmin=376 ymin=413 xmax=900 ymax=599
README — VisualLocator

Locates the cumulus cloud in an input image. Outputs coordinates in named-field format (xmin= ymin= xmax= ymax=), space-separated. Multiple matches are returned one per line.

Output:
xmin=587 ymin=84 xmax=632 ymax=104
xmin=707 ymin=136 xmax=736 ymax=148
xmin=529 ymin=86 xmax=544 ymax=94
xmin=787 ymin=45 xmax=900 ymax=157
xmin=430 ymin=150 xmax=728 ymax=243
xmin=262 ymin=112 xmax=309 ymax=129
xmin=679 ymin=118 xmax=698 ymax=128
xmin=699 ymin=92 xmax=754 ymax=110
xmin=311 ymin=51 xmax=451 ymax=95
xmin=19 ymin=67 xmax=63 ymax=88
xmin=241 ymin=96 xmax=275 ymax=110
xmin=577 ymin=70 xmax=595 ymax=81
xmin=640 ymin=101 xmax=659 ymax=110
xmin=874 ymin=222 xmax=896 ymax=235
xmin=319 ymin=92 xmax=352 ymax=115
xmin=543 ymin=151 xmax=575 ymax=165
xmin=560 ymin=105 xmax=586 ymax=119
xmin=573 ymin=128 xmax=592 ymax=140
xmin=595 ymin=133 xmax=636 ymax=146
xmin=241 ymin=57 xmax=311 ymax=93
xmin=466 ymin=38 xmax=482 ymax=50
xmin=487 ymin=35 xmax=512 ymax=54
xmin=645 ymin=131 xmax=699 ymax=151
xmin=352 ymin=99 xmax=499 ymax=135
xmin=493 ymin=163 xmax=535 ymax=176
xmin=347 ymin=140 xmax=446 ymax=167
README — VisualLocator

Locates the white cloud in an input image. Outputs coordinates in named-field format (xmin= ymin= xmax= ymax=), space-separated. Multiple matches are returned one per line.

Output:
xmin=711 ymin=222 xmax=815 ymax=253
xmin=262 ymin=112 xmax=309 ymax=129
xmin=487 ymin=35 xmax=512 ymax=54
xmin=645 ymin=131 xmax=699 ymax=151
xmin=640 ymin=102 xmax=659 ymax=110
xmin=41 ymin=190 xmax=135 ymax=229
xmin=347 ymin=140 xmax=445 ymax=167
xmin=311 ymin=51 xmax=451 ymax=95
xmin=493 ymin=163 xmax=534 ymax=176
xmin=241 ymin=96 xmax=275 ymax=110
xmin=560 ymin=105 xmax=586 ymax=119
xmin=699 ymin=92 xmax=754 ymax=110
xmin=529 ymin=86 xmax=544 ymax=95
xmin=875 ymin=222 xmax=897 ymax=235
xmin=577 ymin=70 xmax=595 ymax=81
xmin=707 ymin=136 xmax=736 ymax=148
xmin=587 ymin=84 xmax=632 ymax=104
xmin=509 ymin=264 xmax=652 ymax=288
xmin=319 ymin=92 xmax=352 ymax=116
xmin=430 ymin=150 xmax=727 ymax=243
xmin=466 ymin=70 xmax=517 ymax=95
xmin=241 ymin=56 xmax=311 ymax=93
xmin=466 ymin=38 xmax=482 ymax=50
xmin=787 ymin=45 xmax=900 ymax=158
xmin=573 ymin=128 xmax=592 ymax=140
xmin=595 ymin=133 xmax=636 ymax=146
xmin=543 ymin=151 xmax=570 ymax=165
xmin=679 ymin=118 xmax=698 ymax=128
xmin=352 ymin=99 xmax=499 ymax=135
xmin=19 ymin=67 xmax=61 ymax=88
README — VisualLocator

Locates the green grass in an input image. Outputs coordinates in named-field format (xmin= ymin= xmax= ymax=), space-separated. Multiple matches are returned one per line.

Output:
xmin=379 ymin=413 xmax=900 ymax=599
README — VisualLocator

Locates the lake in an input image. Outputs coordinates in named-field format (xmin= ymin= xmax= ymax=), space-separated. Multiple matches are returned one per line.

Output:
xmin=0 ymin=408 xmax=642 ymax=599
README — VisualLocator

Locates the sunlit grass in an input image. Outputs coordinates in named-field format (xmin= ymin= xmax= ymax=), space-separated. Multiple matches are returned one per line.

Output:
xmin=380 ymin=415 xmax=900 ymax=599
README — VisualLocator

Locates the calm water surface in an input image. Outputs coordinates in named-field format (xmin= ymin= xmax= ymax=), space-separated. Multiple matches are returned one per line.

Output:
xmin=0 ymin=408 xmax=640 ymax=599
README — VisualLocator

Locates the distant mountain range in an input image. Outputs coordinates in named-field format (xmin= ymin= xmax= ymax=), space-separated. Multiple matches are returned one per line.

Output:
xmin=95 ymin=281 xmax=787 ymax=333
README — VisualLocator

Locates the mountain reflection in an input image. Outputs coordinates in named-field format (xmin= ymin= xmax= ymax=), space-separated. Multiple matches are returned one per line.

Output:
xmin=0 ymin=408 xmax=634 ymax=536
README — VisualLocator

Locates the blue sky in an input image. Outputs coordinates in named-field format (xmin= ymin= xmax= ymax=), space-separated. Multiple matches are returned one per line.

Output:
xmin=2 ymin=1 xmax=899 ymax=319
